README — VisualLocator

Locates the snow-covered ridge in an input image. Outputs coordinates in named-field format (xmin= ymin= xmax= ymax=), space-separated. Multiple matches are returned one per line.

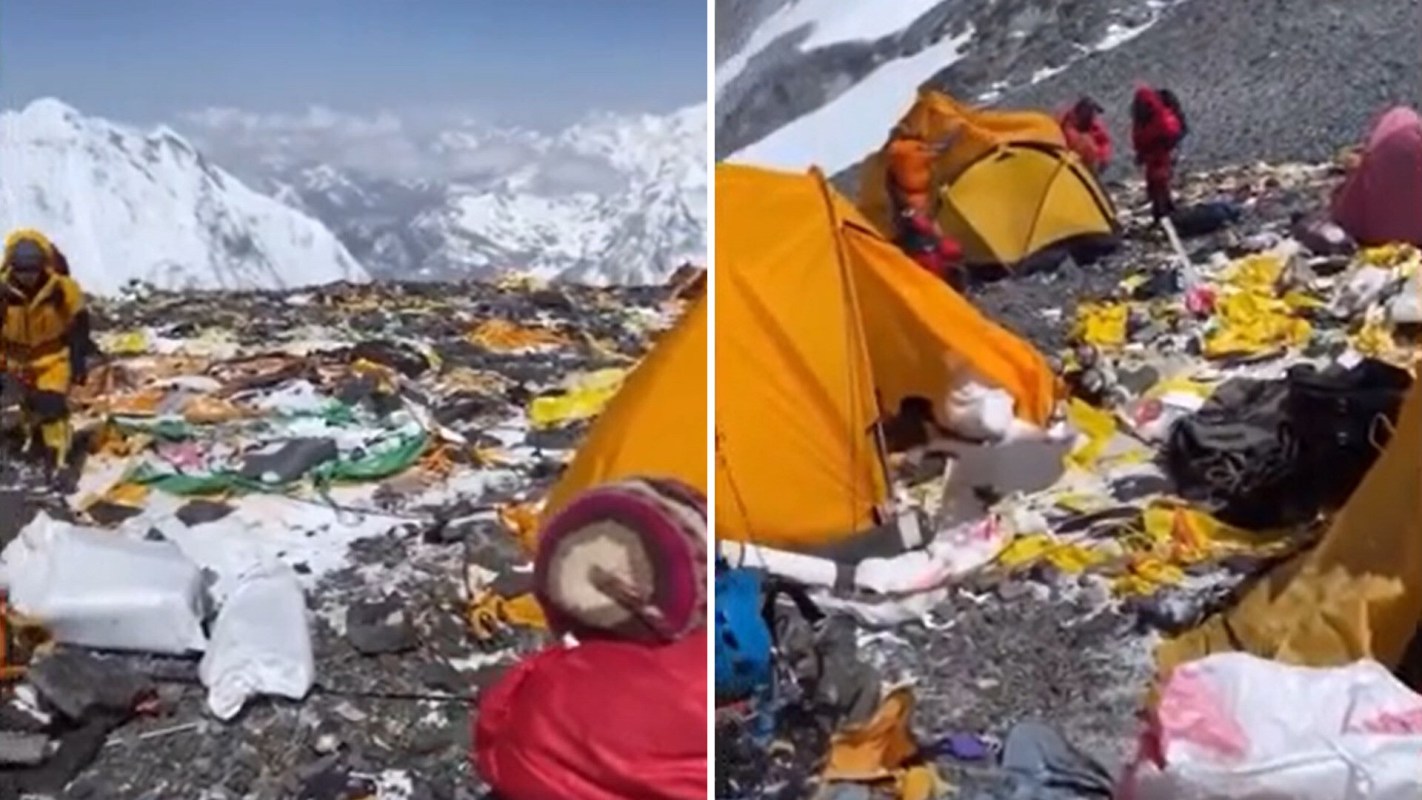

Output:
xmin=0 ymin=99 xmax=369 ymax=296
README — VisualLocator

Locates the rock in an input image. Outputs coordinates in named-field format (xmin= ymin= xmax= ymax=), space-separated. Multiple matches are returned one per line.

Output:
xmin=345 ymin=599 xmax=418 ymax=655
xmin=0 ymin=732 xmax=50 ymax=765
xmin=176 ymin=499 xmax=236 ymax=527
xmin=27 ymin=650 xmax=152 ymax=721
xmin=312 ymin=733 xmax=341 ymax=755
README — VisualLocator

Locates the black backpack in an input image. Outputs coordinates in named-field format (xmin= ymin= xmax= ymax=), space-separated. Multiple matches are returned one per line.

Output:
xmin=1159 ymin=88 xmax=1189 ymax=141
xmin=1165 ymin=359 xmax=1413 ymax=531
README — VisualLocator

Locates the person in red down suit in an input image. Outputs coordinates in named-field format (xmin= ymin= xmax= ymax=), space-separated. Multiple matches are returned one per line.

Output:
xmin=897 ymin=206 xmax=966 ymax=290
xmin=1131 ymin=84 xmax=1187 ymax=222
xmin=1059 ymin=97 xmax=1112 ymax=174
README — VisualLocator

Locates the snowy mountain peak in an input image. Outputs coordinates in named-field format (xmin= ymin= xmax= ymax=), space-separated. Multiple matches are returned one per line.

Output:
xmin=1 ymin=99 xmax=369 ymax=296
xmin=237 ymin=103 xmax=707 ymax=286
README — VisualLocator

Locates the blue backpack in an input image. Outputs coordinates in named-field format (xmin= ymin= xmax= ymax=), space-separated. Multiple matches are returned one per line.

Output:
xmin=714 ymin=564 xmax=774 ymax=704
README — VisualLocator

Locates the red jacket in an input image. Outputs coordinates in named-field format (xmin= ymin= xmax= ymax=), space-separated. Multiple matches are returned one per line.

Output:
xmin=475 ymin=630 xmax=708 ymax=800
xmin=1131 ymin=86 xmax=1182 ymax=182
xmin=1059 ymin=109 xmax=1113 ymax=171
xmin=899 ymin=210 xmax=963 ymax=279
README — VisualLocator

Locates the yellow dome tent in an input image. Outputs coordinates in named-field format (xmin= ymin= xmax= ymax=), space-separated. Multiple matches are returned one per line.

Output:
xmin=859 ymin=89 xmax=1120 ymax=269
xmin=1157 ymin=370 xmax=1422 ymax=676
xmin=716 ymin=163 xmax=1060 ymax=558
xmin=540 ymin=293 xmax=708 ymax=523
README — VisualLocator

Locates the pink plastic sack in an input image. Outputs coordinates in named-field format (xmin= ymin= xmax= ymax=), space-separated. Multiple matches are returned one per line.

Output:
xmin=1122 ymin=653 xmax=1422 ymax=800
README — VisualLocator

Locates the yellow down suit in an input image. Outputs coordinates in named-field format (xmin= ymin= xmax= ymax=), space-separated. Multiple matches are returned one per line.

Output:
xmin=1 ymin=231 xmax=85 ymax=467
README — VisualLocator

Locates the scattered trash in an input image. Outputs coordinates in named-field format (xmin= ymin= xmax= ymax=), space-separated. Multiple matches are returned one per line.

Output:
xmin=199 ymin=562 xmax=315 ymax=720
xmin=1 ymin=515 xmax=208 ymax=654
xmin=1125 ymin=654 xmax=1422 ymax=799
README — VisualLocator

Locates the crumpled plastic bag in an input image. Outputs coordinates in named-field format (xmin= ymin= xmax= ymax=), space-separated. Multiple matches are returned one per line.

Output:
xmin=1122 ymin=653 xmax=1422 ymax=800
xmin=940 ymin=372 xmax=1015 ymax=442
xmin=1388 ymin=271 xmax=1422 ymax=325
xmin=198 ymin=562 xmax=315 ymax=720
xmin=0 ymin=514 xmax=208 ymax=654
xmin=1332 ymin=265 xmax=1398 ymax=318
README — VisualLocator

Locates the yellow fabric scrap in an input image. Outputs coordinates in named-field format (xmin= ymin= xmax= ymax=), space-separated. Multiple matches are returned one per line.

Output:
xmin=468 ymin=591 xmax=547 ymax=642
xmin=1143 ymin=375 xmax=1215 ymax=401
xmin=102 ymin=330 xmax=151 ymax=356
xmin=824 ymin=687 xmax=920 ymax=782
xmin=182 ymin=395 xmax=249 ymax=425
xmin=527 ymin=368 xmax=628 ymax=429
xmin=498 ymin=502 xmax=542 ymax=555
xmin=1221 ymin=253 xmax=1284 ymax=292
xmin=1053 ymin=492 xmax=1111 ymax=514
xmin=442 ymin=367 xmax=507 ymax=396
xmin=351 ymin=358 xmax=400 ymax=392
xmin=1352 ymin=317 xmax=1401 ymax=361
xmin=1066 ymin=399 xmax=1117 ymax=469
xmin=90 ymin=423 xmax=149 ymax=457
xmin=996 ymin=534 xmax=1106 ymax=574
xmin=80 ymin=481 xmax=150 ymax=513
xmin=1282 ymin=290 xmax=1326 ymax=312
xmin=1071 ymin=302 xmax=1129 ymax=348
xmin=1114 ymin=555 xmax=1187 ymax=596
xmin=1359 ymin=243 xmax=1416 ymax=269
xmin=466 ymin=319 xmax=568 ymax=352
xmin=1203 ymin=290 xmax=1312 ymax=359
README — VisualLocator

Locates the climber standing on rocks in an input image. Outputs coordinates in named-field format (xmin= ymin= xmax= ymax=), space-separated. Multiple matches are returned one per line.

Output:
xmin=1131 ymin=83 xmax=1188 ymax=223
xmin=885 ymin=121 xmax=968 ymax=290
xmin=0 ymin=229 xmax=97 ymax=476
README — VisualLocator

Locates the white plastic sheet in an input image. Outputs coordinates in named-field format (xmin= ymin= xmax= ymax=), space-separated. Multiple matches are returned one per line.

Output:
xmin=199 ymin=562 xmax=315 ymax=720
xmin=0 ymin=514 xmax=208 ymax=654
xmin=1122 ymin=653 xmax=1422 ymax=800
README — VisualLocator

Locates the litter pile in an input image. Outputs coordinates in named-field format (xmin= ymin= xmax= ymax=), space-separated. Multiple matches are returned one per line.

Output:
xmin=0 ymin=276 xmax=689 ymax=799
xmin=718 ymin=158 xmax=1422 ymax=800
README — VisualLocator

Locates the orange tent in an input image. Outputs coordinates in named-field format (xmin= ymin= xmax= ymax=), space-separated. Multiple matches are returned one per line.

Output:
xmin=716 ymin=163 xmax=1059 ymax=556
xmin=541 ymin=293 xmax=707 ymax=523
xmin=860 ymin=89 xmax=1118 ymax=268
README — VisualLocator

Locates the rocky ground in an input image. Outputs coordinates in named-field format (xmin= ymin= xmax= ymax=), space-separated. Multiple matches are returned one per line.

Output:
xmin=0 ymin=279 xmax=686 ymax=799
xmin=718 ymin=155 xmax=1402 ymax=800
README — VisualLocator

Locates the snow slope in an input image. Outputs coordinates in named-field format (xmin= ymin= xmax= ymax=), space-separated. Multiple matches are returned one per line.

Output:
xmin=729 ymin=27 xmax=975 ymax=174
xmin=0 ymin=99 xmax=368 ymax=296
xmin=207 ymin=104 xmax=707 ymax=287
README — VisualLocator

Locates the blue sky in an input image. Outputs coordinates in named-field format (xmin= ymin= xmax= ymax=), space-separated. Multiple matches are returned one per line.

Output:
xmin=0 ymin=0 xmax=707 ymax=127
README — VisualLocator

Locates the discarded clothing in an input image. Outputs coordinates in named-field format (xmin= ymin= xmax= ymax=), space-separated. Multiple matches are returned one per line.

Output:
xmin=474 ymin=629 xmax=708 ymax=800
xmin=998 ymin=721 xmax=1112 ymax=798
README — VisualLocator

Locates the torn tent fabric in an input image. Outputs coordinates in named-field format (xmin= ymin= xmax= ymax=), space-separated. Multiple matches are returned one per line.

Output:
xmin=473 ymin=629 xmax=708 ymax=800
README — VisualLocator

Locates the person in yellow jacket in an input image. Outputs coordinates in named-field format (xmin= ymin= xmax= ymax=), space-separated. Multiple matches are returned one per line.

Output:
xmin=1 ymin=230 xmax=91 ymax=470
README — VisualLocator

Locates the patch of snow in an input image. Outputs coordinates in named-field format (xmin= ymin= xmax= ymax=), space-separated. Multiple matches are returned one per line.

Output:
xmin=728 ymin=27 xmax=976 ymax=174
xmin=374 ymin=769 xmax=415 ymax=800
